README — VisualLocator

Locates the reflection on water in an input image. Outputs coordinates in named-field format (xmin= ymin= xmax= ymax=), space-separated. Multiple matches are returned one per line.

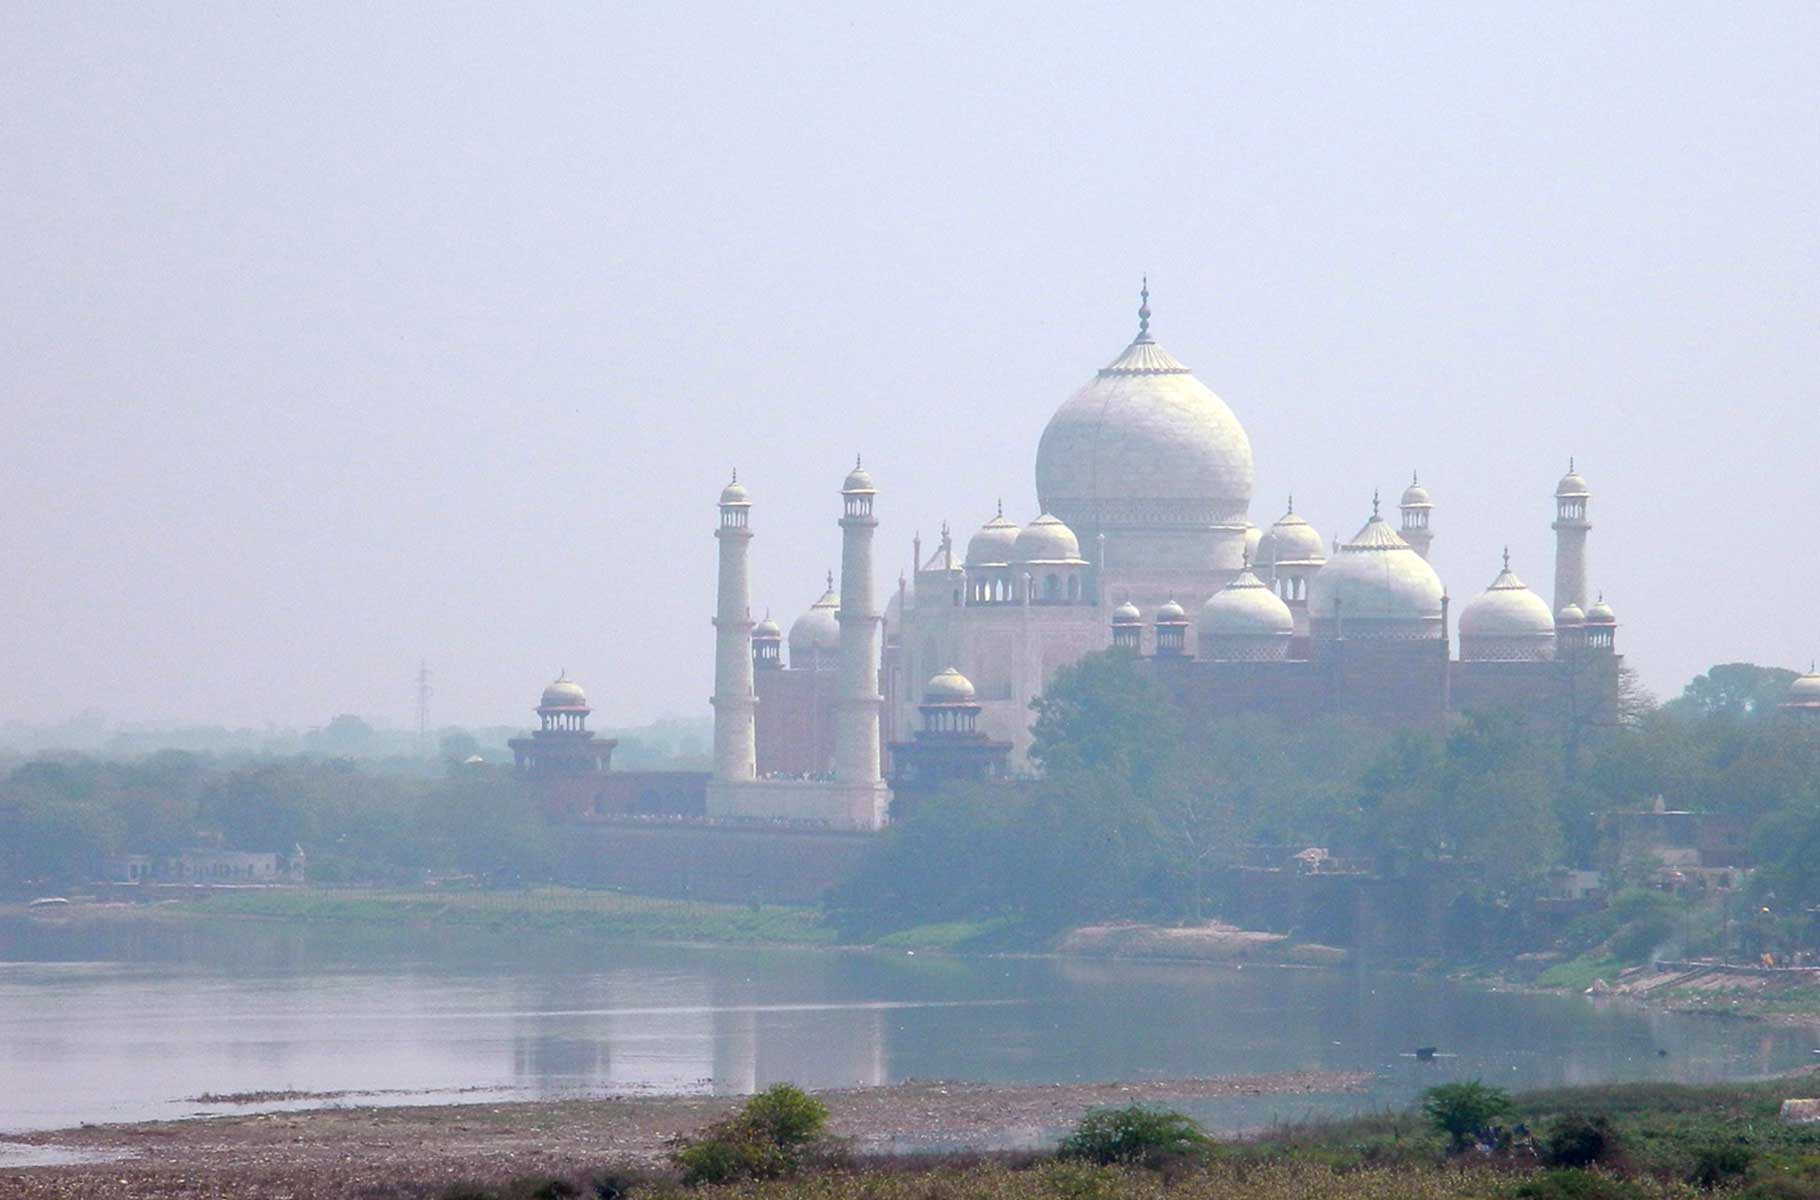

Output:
xmin=0 ymin=917 xmax=1815 ymax=1135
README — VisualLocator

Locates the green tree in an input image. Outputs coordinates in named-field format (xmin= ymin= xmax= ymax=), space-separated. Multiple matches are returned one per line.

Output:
xmin=1667 ymin=662 xmax=1800 ymax=721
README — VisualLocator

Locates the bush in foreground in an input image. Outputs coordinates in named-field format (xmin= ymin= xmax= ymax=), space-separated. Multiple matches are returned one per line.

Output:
xmin=671 ymin=1083 xmax=835 ymax=1186
xmin=1422 ymin=1080 xmax=1515 ymax=1151
xmin=1056 ymin=1105 xmax=1216 ymax=1169
xmin=1547 ymin=1113 xmax=1623 ymax=1169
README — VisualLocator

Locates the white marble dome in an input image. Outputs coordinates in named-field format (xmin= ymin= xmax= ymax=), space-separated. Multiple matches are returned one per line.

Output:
xmin=1307 ymin=507 xmax=1445 ymax=635
xmin=1556 ymin=463 xmax=1590 ymax=497
xmin=1257 ymin=501 xmax=1327 ymax=567
xmin=1112 ymin=599 xmax=1142 ymax=625
xmin=966 ymin=508 xmax=1021 ymax=566
xmin=540 ymin=674 xmax=588 ymax=709
xmin=753 ymin=615 xmax=782 ymax=639
xmin=843 ymin=460 xmax=876 ymax=493
xmin=1459 ymin=555 xmax=1556 ymax=661
xmin=924 ymin=667 xmax=977 ymax=705
xmin=1199 ymin=568 xmax=1294 ymax=644
xmin=788 ymin=579 xmax=841 ymax=663
xmin=1556 ymin=603 xmax=1586 ymax=627
xmin=1013 ymin=513 xmax=1085 ymax=563
xmin=1156 ymin=597 xmax=1188 ymax=622
xmin=1035 ymin=302 xmax=1253 ymax=536
xmin=1585 ymin=597 xmax=1617 ymax=626
xmin=719 ymin=475 xmax=750 ymax=506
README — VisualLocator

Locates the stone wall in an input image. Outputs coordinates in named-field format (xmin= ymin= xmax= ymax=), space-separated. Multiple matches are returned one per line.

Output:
xmin=556 ymin=819 xmax=874 ymax=904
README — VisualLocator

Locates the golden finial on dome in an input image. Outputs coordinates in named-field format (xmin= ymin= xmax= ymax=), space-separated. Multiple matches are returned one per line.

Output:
xmin=1137 ymin=275 xmax=1152 ymax=342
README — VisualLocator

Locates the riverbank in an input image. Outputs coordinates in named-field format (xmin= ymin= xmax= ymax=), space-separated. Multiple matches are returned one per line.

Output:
xmin=0 ymin=1072 xmax=1369 ymax=1199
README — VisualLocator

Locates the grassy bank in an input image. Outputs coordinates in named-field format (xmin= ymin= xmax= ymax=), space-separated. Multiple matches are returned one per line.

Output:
xmin=146 ymin=886 xmax=836 ymax=945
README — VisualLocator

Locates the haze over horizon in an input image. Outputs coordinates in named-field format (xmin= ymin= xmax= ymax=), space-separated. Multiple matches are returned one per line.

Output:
xmin=4 ymin=3 xmax=1816 ymax=732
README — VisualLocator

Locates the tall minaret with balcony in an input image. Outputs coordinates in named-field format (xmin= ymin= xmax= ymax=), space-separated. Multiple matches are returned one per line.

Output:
xmin=1399 ymin=473 xmax=1434 ymax=560
xmin=711 ymin=472 xmax=757 ymax=783
xmin=1551 ymin=460 xmax=1592 ymax=614
xmin=834 ymin=458 xmax=885 ymax=797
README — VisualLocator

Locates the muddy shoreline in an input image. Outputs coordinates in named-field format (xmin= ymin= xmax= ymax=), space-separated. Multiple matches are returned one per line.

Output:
xmin=0 ymin=1072 xmax=1370 ymax=1199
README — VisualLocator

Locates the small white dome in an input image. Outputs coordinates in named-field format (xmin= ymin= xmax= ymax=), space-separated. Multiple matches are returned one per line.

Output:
xmin=719 ymin=475 xmax=750 ymax=506
xmin=1257 ymin=501 xmax=1327 ymax=567
xmin=1585 ymin=596 xmax=1617 ymax=626
xmin=1306 ymin=506 xmax=1445 ymax=634
xmin=966 ymin=507 xmax=1022 ymax=566
xmin=1112 ymin=600 xmax=1142 ymax=625
xmin=1556 ymin=603 xmax=1586 ymax=627
xmin=1786 ymin=669 xmax=1820 ymax=708
xmin=1400 ymin=475 xmax=1432 ymax=508
xmin=1556 ymin=462 xmax=1590 ymax=497
xmin=1244 ymin=524 xmax=1263 ymax=562
xmin=1459 ymin=555 xmax=1555 ymax=660
xmin=842 ymin=460 xmax=876 ymax=493
xmin=923 ymin=667 xmax=977 ymax=705
xmin=1156 ymin=598 xmax=1188 ymax=622
xmin=788 ymin=579 xmax=842 ymax=663
xmin=1013 ymin=513 xmax=1084 ymax=563
xmin=540 ymin=674 xmax=588 ymax=709
xmin=1199 ymin=568 xmax=1294 ymax=641
xmin=753 ymin=615 xmax=782 ymax=639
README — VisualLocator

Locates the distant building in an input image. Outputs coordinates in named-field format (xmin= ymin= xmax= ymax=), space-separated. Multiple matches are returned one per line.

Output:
xmin=100 ymin=848 xmax=302 ymax=884
xmin=887 ymin=667 xmax=1014 ymax=813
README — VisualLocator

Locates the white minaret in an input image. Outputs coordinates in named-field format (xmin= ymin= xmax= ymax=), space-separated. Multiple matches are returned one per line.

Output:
xmin=1551 ymin=459 xmax=1591 ymax=614
xmin=711 ymin=472 xmax=756 ymax=783
xmin=833 ymin=458 xmax=883 ymax=786
xmin=1399 ymin=472 xmax=1434 ymax=560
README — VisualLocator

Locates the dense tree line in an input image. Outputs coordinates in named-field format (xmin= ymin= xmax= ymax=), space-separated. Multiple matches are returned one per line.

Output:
xmin=829 ymin=655 xmax=1820 ymax=938
xmin=0 ymin=752 xmax=558 ymax=890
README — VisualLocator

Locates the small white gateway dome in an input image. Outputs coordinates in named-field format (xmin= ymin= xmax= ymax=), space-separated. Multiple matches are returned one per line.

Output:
xmin=1786 ymin=669 xmax=1820 ymax=708
xmin=1112 ymin=599 xmax=1142 ymax=625
xmin=924 ymin=667 xmax=977 ymax=704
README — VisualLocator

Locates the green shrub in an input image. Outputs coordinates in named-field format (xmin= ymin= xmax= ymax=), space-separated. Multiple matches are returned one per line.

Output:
xmin=1056 ymin=1106 xmax=1216 ymax=1168
xmin=1690 ymin=1140 xmax=1755 ymax=1189
xmin=670 ymin=1083 xmax=834 ymax=1186
xmin=1512 ymin=1169 xmax=1646 ymax=1200
xmin=1420 ymin=1081 xmax=1513 ymax=1150
xmin=1546 ymin=1112 xmax=1620 ymax=1168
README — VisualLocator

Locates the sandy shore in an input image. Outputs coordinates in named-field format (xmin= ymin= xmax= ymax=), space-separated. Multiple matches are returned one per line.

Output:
xmin=0 ymin=1071 xmax=1370 ymax=1199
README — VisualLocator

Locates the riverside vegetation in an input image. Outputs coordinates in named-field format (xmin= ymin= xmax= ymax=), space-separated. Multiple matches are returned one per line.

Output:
xmin=7 ymin=660 xmax=1820 ymax=982
xmin=435 ymin=1076 xmax=1820 ymax=1200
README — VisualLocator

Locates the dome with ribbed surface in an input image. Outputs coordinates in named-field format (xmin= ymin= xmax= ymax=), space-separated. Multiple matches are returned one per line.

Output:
xmin=1459 ymin=555 xmax=1555 ymax=661
xmin=1585 ymin=597 xmax=1617 ymax=626
xmin=1035 ymin=296 xmax=1253 ymax=538
xmin=1013 ymin=513 xmax=1085 ymax=564
xmin=842 ymin=460 xmax=875 ymax=493
xmin=1199 ymin=567 xmax=1294 ymax=653
xmin=788 ymin=579 xmax=841 ymax=664
xmin=719 ymin=474 xmax=750 ymax=506
xmin=753 ymin=615 xmax=782 ymax=639
xmin=1400 ymin=474 xmax=1432 ymax=509
xmin=1556 ymin=463 xmax=1590 ymax=497
xmin=1307 ymin=506 xmax=1445 ymax=636
xmin=1556 ymin=603 xmax=1585 ymax=627
xmin=966 ymin=507 xmax=1022 ymax=566
xmin=1156 ymin=598 xmax=1188 ymax=622
xmin=1112 ymin=600 xmax=1142 ymax=625
xmin=924 ymin=667 xmax=977 ymax=705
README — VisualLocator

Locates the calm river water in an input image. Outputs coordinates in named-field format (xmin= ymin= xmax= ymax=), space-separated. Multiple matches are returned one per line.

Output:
xmin=2 ymin=916 xmax=1815 ymax=1135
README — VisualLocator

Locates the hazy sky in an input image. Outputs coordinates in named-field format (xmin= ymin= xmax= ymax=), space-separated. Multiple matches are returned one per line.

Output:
xmin=3 ymin=3 xmax=1816 ymax=731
